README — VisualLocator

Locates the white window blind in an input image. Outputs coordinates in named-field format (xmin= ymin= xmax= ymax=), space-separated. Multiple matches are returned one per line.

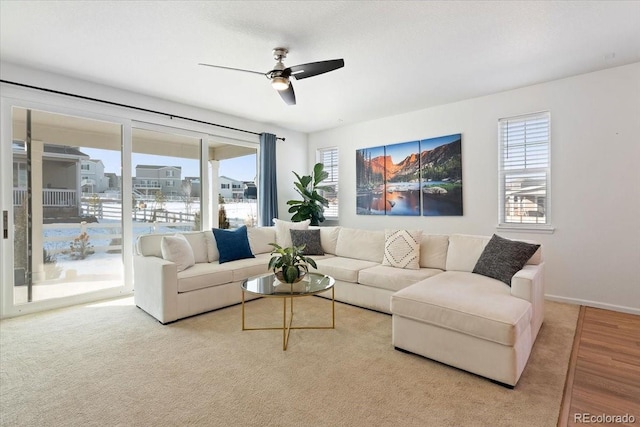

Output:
xmin=499 ymin=112 xmax=550 ymax=227
xmin=318 ymin=147 xmax=339 ymax=218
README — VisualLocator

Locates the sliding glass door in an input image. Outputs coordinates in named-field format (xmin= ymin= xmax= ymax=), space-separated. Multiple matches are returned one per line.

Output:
xmin=1 ymin=95 xmax=260 ymax=318
xmin=7 ymin=107 xmax=128 ymax=308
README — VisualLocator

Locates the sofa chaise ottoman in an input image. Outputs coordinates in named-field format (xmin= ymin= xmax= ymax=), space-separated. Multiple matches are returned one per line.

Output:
xmin=390 ymin=234 xmax=544 ymax=387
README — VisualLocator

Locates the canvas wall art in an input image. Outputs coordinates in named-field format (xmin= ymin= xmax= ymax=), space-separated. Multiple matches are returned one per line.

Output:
xmin=356 ymin=133 xmax=462 ymax=216
xmin=420 ymin=134 xmax=463 ymax=216
xmin=356 ymin=145 xmax=386 ymax=215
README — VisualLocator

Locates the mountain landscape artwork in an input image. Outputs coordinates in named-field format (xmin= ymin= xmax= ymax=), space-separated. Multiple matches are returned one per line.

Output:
xmin=420 ymin=134 xmax=463 ymax=216
xmin=356 ymin=134 xmax=462 ymax=216
xmin=356 ymin=145 xmax=387 ymax=215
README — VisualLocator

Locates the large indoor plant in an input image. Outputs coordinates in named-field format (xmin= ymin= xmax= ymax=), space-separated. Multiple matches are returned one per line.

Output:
xmin=287 ymin=163 xmax=330 ymax=226
xmin=268 ymin=243 xmax=318 ymax=283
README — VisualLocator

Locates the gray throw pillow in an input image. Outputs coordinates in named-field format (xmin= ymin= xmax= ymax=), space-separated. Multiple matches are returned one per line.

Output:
xmin=472 ymin=234 xmax=540 ymax=286
xmin=290 ymin=229 xmax=324 ymax=255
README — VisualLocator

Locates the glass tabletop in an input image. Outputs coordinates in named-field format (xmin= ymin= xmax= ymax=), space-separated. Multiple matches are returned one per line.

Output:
xmin=242 ymin=272 xmax=335 ymax=296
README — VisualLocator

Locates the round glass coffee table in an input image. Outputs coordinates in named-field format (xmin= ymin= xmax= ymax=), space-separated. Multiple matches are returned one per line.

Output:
xmin=241 ymin=272 xmax=335 ymax=350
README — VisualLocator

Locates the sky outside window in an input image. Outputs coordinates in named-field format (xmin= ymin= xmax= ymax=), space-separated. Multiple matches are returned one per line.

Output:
xmin=81 ymin=149 xmax=256 ymax=182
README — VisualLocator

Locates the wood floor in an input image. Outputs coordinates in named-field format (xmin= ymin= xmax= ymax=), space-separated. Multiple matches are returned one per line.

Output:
xmin=558 ymin=306 xmax=640 ymax=427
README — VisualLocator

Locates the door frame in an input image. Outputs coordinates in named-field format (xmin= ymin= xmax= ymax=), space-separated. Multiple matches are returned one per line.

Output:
xmin=0 ymin=84 xmax=260 ymax=319
xmin=1 ymin=95 xmax=133 ymax=318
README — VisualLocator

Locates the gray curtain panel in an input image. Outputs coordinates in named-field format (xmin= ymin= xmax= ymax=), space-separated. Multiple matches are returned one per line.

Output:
xmin=258 ymin=133 xmax=278 ymax=226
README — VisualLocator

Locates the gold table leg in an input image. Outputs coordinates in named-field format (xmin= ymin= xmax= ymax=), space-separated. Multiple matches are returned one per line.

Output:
xmin=242 ymin=289 xmax=335 ymax=351
xmin=241 ymin=290 xmax=245 ymax=330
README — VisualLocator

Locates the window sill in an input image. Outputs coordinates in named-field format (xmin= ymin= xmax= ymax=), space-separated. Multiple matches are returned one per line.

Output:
xmin=321 ymin=218 xmax=340 ymax=225
xmin=496 ymin=224 xmax=555 ymax=234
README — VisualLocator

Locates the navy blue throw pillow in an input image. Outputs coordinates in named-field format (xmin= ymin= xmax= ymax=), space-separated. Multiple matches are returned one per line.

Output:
xmin=212 ymin=226 xmax=255 ymax=264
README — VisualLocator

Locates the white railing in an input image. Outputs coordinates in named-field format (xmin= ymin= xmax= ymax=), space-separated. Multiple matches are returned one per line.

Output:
xmin=80 ymin=202 xmax=199 ymax=224
xmin=13 ymin=188 xmax=26 ymax=206
xmin=43 ymin=189 xmax=77 ymax=207
xmin=133 ymin=184 xmax=162 ymax=189
xmin=14 ymin=188 xmax=77 ymax=207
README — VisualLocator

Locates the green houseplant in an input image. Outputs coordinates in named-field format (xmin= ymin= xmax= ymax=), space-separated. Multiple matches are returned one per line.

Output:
xmin=268 ymin=243 xmax=318 ymax=283
xmin=287 ymin=163 xmax=331 ymax=226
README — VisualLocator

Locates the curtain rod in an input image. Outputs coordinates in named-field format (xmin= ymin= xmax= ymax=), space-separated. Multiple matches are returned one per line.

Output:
xmin=0 ymin=79 xmax=286 ymax=142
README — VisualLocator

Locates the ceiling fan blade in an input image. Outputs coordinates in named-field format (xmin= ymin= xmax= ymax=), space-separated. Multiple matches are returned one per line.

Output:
xmin=198 ymin=63 xmax=265 ymax=76
xmin=277 ymin=83 xmax=296 ymax=105
xmin=287 ymin=59 xmax=344 ymax=80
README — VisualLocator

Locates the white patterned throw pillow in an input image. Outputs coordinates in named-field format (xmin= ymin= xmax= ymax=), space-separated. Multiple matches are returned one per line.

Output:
xmin=382 ymin=229 xmax=422 ymax=270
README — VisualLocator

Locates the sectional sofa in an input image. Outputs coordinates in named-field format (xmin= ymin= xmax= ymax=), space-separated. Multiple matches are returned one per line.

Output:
xmin=134 ymin=223 xmax=543 ymax=387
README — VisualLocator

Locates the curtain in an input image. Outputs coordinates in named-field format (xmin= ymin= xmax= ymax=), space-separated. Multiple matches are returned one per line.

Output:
xmin=258 ymin=133 xmax=278 ymax=226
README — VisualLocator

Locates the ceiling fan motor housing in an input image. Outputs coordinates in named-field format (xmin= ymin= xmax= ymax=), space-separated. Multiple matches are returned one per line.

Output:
xmin=269 ymin=47 xmax=290 ymax=87
xmin=273 ymin=47 xmax=288 ymax=61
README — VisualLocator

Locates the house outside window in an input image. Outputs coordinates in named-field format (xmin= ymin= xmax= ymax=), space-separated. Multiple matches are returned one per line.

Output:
xmin=498 ymin=111 xmax=552 ymax=231
xmin=166 ymin=170 xmax=174 ymax=177
xmin=317 ymin=147 xmax=339 ymax=219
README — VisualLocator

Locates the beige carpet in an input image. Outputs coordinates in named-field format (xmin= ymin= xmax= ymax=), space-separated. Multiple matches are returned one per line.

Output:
xmin=0 ymin=296 xmax=578 ymax=427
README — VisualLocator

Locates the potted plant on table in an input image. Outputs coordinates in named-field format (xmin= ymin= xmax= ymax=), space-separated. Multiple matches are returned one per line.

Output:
xmin=268 ymin=243 xmax=318 ymax=284
xmin=287 ymin=163 xmax=331 ymax=226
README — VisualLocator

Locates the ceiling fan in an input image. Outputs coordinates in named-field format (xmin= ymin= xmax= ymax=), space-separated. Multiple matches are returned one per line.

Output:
xmin=199 ymin=48 xmax=344 ymax=105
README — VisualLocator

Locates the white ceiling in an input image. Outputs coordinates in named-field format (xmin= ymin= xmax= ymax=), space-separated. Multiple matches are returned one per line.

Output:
xmin=1 ymin=1 xmax=639 ymax=134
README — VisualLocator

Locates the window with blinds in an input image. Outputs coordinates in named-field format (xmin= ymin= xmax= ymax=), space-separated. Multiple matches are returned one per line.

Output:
xmin=318 ymin=147 xmax=339 ymax=219
xmin=499 ymin=112 xmax=550 ymax=227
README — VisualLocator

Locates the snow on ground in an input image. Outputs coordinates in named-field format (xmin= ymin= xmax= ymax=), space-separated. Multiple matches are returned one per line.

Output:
xmin=40 ymin=202 xmax=258 ymax=280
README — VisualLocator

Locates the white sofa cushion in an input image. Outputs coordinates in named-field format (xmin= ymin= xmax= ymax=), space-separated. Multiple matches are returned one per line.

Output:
xmin=358 ymin=265 xmax=442 ymax=292
xmin=204 ymin=230 xmax=218 ymax=262
xmin=309 ymin=226 xmax=341 ymax=255
xmin=178 ymin=254 xmax=271 ymax=293
xmin=161 ymin=234 xmax=195 ymax=272
xmin=181 ymin=232 xmax=209 ymax=264
xmin=273 ymin=219 xmax=310 ymax=248
xmin=137 ymin=233 xmax=164 ymax=257
xmin=247 ymin=226 xmax=276 ymax=255
xmin=382 ymin=229 xmax=422 ymax=269
xmin=138 ymin=231 xmax=217 ymax=262
xmin=445 ymin=234 xmax=491 ymax=272
xmin=391 ymin=271 xmax=532 ymax=346
xmin=313 ymin=257 xmax=379 ymax=283
xmin=177 ymin=263 xmax=234 ymax=293
xmin=228 ymin=254 xmax=272 ymax=282
xmin=335 ymin=228 xmax=385 ymax=263
xmin=445 ymin=234 xmax=542 ymax=272
xmin=419 ymin=234 xmax=449 ymax=270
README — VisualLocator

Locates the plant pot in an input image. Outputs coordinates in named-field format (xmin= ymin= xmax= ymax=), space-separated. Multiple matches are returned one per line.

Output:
xmin=275 ymin=270 xmax=306 ymax=284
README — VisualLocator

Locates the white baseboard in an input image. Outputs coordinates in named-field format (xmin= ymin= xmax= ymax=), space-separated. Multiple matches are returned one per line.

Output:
xmin=545 ymin=294 xmax=640 ymax=316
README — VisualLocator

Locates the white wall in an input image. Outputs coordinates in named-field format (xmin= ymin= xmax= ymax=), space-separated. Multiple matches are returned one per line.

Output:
xmin=309 ymin=63 xmax=640 ymax=314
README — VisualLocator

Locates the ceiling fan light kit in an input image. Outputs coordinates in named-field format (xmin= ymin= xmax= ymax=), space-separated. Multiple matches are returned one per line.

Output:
xmin=271 ymin=76 xmax=290 ymax=91
xmin=199 ymin=47 xmax=344 ymax=105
